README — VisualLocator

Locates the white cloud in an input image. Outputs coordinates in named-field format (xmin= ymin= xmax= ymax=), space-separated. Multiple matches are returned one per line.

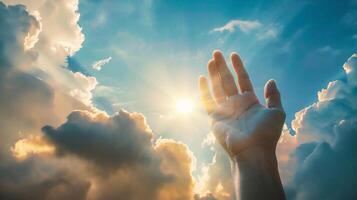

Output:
xmin=257 ymin=28 xmax=278 ymax=40
xmin=3 ymin=0 xmax=96 ymax=107
xmin=211 ymin=19 xmax=282 ymax=41
xmin=255 ymin=23 xmax=282 ymax=40
xmin=211 ymin=19 xmax=261 ymax=33
xmin=286 ymin=54 xmax=357 ymax=199
xmin=92 ymin=57 xmax=112 ymax=71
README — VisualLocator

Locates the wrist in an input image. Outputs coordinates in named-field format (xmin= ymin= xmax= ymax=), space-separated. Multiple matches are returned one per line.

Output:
xmin=230 ymin=146 xmax=278 ymax=173
xmin=230 ymin=147 xmax=285 ymax=200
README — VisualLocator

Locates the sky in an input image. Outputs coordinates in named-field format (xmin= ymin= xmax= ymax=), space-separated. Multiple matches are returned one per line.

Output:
xmin=0 ymin=0 xmax=356 ymax=200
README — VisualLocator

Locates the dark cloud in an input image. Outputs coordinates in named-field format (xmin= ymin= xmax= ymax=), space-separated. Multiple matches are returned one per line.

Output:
xmin=43 ymin=110 xmax=155 ymax=171
xmin=0 ymin=157 xmax=90 ymax=200
xmin=0 ymin=2 xmax=39 ymax=69
xmin=42 ymin=110 xmax=196 ymax=200
xmin=287 ymin=54 xmax=357 ymax=199
xmin=0 ymin=169 xmax=90 ymax=200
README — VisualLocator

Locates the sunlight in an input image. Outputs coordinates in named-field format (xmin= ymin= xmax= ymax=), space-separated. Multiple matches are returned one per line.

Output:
xmin=175 ymin=98 xmax=193 ymax=114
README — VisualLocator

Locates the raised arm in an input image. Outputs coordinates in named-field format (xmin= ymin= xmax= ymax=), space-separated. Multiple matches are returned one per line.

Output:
xmin=198 ymin=50 xmax=286 ymax=200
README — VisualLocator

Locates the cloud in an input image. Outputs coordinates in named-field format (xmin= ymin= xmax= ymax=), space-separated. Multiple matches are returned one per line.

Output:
xmin=42 ymin=109 xmax=196 ymax=200
xmin=0 ymin=2 xmax=94 ymax=199
xmin=286 ymin=54 xmax=357 ymax=199
xmin=0 ymin=0 xmax=94 ymax=152
xmin=0 ymin=2 xmax=76 ymax=152
xmin=11 ymin=135 xmax=54 ymax=160
xmin=0 ymin=1 xmax=39 ymax=69
xmin=42 ymin=110 xmax=154 ymax=171
xmin=0 ymin=158 xmax=90 ymax=200
xmin=92 ymin=57 xmax=112 ymax=71
xmin=3 ymin=0 xmax=96 ymax=106
xmin=196 ymin=141 xmax=236 ymax=200
xmin=211 ymin=19 xmax=281 ymax=41
xmin=211 ymin=19 xmax=262 ymax=33
xmin=257 ymin=26 xmax=279 ymax=40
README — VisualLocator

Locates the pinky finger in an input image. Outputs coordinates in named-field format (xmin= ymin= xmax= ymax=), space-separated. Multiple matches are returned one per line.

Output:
xmin=199 ymin=76 xmax=216 ymax=114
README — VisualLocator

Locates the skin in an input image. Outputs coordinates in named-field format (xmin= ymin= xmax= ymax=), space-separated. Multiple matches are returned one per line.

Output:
xmin=198 ymin=50 xmax=286 ymax=200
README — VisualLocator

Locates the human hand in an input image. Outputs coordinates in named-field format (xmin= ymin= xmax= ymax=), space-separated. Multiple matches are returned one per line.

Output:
xmin=198 ymin=51 xmax=286 ymax=159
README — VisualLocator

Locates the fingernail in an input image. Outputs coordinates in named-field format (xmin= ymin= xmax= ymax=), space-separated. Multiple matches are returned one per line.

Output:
xmin=269 ymin=79 xmax=277 ymax=89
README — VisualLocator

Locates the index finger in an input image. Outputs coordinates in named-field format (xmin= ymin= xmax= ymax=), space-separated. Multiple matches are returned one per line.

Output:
xmin=199 ymin=76 xmax=216 ymax=114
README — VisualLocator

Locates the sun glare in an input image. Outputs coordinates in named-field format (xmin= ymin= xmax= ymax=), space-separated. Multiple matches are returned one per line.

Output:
xmin=175 ymin=98 xmax=193 ymax=114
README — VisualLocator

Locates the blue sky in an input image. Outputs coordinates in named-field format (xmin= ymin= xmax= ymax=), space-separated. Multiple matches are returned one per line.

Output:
xmin=72 ymin=0 xmax=356 ymax=122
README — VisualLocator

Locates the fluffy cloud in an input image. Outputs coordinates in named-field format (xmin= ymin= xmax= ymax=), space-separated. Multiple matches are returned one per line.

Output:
xmin=195 ymin=134 xmax=237 ymax=200
xmin=276 ymin=125 xmax=298 ymax=185
xmin=42 ymin=110 xmax=196 ymax=200
xmin=3 ymin=0 xmax=96 ymax=106
xmin=0 ymin=2 xmax=39 ymax=68
xmin=92 ymin=57 xmax=112 ymax=71
xmin=42 ymin=110 xmax=154 ymax=171
xmin=0 ymin=1 xmax=85 ymax=156
xmin=0 ymin=1 xmax=93 ymax=199
xmin=212 ymin=19 xmax=261 ymax=33
xmin=286 ymin=54 xmax=357 ymax=199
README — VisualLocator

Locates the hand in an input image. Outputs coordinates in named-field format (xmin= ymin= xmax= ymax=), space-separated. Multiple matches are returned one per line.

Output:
xmin=198 ymin=51 xmax=286 ymax=159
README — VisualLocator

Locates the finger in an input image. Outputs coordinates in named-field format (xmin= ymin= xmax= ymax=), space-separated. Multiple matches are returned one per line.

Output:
xmin=231 ymin=52 xmax=254 ymax=93
xmin=207 ymin=59 xmax=225 ymax=103
xmin=213 ymin=50 xmax=238 ymax=96
xmin=264 ymin=79 xmax=284 ymax=111
xmin=199 ymin=76 xmax=216 ymax=114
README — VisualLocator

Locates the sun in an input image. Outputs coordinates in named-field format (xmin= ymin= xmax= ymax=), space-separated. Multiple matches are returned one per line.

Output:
xmin=175 ymin=98 xmax=193 ymax=114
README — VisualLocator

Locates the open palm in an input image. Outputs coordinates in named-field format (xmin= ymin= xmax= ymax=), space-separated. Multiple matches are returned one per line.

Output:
xmin=199 ymin=51 xmax=285 ymax=157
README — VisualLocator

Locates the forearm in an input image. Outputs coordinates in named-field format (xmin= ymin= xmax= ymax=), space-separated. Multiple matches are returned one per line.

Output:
xmin=231 ymin=147 xmax=285 ymax=200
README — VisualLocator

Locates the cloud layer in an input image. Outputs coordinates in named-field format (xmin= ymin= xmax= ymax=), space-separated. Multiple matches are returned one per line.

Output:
xmin=286 ymin=54 xmax=357 ymax=199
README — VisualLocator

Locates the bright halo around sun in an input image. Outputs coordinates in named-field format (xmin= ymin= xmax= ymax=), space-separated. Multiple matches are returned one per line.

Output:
xmin=175 ymin=98 xmax=193 ymax=114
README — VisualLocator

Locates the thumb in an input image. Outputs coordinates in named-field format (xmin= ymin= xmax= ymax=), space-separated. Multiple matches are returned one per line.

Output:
xmin=264 ymin=79 xmax=283 ymax=111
